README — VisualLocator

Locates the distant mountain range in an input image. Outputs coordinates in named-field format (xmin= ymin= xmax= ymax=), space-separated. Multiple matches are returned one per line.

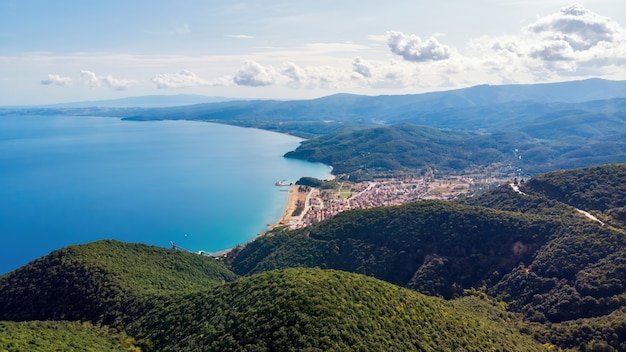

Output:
xmin=15 ymin=77 xmax=626 ymax=109
xmin=3 ymin=78 xmax=626 ymax=178
xmin=26 ymin=94 xmax=234 ymax=109
xmin=111 ymin=78 xmax=626 ymax=136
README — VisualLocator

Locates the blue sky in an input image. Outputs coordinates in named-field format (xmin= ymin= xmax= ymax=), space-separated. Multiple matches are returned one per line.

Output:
xmin=1 ymin=1 xmax=626 ymax=105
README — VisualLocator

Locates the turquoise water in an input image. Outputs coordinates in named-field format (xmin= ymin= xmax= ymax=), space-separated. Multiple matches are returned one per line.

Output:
xmin=0 ymin=115 xmax=330 ymax=274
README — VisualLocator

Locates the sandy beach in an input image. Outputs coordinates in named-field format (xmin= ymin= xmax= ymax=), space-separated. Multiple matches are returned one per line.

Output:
xmin=272 ymin=185 xmax=309 ymax=229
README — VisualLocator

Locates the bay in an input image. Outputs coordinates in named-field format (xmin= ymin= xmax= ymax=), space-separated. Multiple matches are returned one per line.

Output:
xmin=0 ymin=115 xmax=330 ymax=275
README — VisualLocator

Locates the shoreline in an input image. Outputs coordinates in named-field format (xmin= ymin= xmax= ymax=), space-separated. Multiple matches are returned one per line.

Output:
xmin=271 ymin=185 xmax=306 ymax=229
xmin=207 ymin=172 xmax=332 ymax=258
xmin=207 ymin=184 xmax=307 ymax=258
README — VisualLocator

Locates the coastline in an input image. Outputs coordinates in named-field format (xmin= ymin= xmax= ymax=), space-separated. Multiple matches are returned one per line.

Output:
xmin=208 ymin=185 xmax=306 ymax=258
xmin=271 ymin=185 xmax=311 ymax=229
xmin=207 ymin=172 xmax=331 ymax=259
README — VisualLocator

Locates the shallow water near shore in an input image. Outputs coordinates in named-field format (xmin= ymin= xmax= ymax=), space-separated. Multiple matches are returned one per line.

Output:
xmin=0 ymin=115 xmax=330 ymax=274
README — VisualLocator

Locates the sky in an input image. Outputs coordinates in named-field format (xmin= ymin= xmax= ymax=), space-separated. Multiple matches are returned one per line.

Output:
xmin=1 ymin=0 xmax=626 ymax=105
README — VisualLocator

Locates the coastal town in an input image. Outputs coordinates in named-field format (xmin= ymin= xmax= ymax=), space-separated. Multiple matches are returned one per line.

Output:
xmin=275 ymin=174 xmax=508 ymax=230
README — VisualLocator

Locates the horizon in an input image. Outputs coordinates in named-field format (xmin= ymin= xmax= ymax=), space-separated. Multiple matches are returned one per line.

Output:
xmin=2 ymin=2 xmax=626 ymax=105
xmin=2 ymin=76 xmax=623 ymax=108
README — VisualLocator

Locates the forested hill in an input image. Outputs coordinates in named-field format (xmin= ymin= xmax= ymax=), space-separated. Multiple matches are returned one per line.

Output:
xmin=0 ymin=243 xmax=543 ymax=351
xmin=284 ymin=123 xmax=507 ymax=175
xmin=228 ymin=200 xmax=557 ymax=294
xmin=126 ymin=268 xmax=544 ymax=351
xmin=0 ymin=240 xmax=238 ymax=324
xmin=0 ymin=321 xmax=142 ymax=351
xmin=284 ymin=123 xmax=626 ymax=177
xmin=226 ymin=164 xmax=626 ymax=349
xmin=520 ymin=164 xmax=626 ymax=211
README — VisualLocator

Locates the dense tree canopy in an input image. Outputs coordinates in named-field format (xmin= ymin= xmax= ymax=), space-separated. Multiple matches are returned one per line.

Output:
xmin=0 ymin=240 xmax=238 ymax=325
xmin=128 ymin=268 xmax=544 ymax=352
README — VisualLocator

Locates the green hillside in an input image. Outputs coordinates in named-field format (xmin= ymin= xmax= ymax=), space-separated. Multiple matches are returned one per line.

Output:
xmin=0 ymin=240 xmax=238 ymax=325
xmin=519 ymin=164 xmax=626 ymax=212
xmin=228 ymin=200 xmax=559 ymax=298
xmin=229 ymin=165 xmax=626 ymax=332
xmin=531 ymin=308 xmax=626 ymax=351
xmin=0 ymin=320 xmax=139 ymax=352
xmin=465 ymin=165 xmax=626 ymax=325
xmin=284 ymin=123 xmax=527 ymax=176
xmin=127 ymin=268 xmax=544 ymax=352
xmin=284 ymin=123 xmax=626 ymax=178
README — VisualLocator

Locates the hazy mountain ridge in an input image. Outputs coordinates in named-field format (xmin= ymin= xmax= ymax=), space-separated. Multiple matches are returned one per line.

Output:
xmin=3 ymin=78 xmax=626 ymax=140
xmin=119 ymin=79 xmax=626 ymax=139
xmin=4 ymin=78 xmax=626 ymax=350
xmin=1 ymin=94 xmax=233 ymax=109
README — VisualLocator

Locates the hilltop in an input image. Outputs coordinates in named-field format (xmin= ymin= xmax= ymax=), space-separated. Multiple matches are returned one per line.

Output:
xmin=127 ymin=268 xmax=543 ymax=351
xmin=0 ymin=244 xmax=543 ymax=351
xmin=4 ymin=79 xmax=626 ymax=181
xmin=0 ymin=240 xmax=238 ymax=324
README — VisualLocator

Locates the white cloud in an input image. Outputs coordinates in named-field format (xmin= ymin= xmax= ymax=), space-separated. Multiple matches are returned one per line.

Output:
xmin=525 ymin=4 xmax=622 ymax=51
xmin=80 ymin=70 xmax=137 ymax=90
xmin=495 ymin=4 xmax=626 ymax=70
xmin=151 ymin=70 xmax=218 ymax=89
xmin=352 ymin=57 xmax=373 ymax=78
xmin=230 ymin=60 xmax=356 ymax=90
xmin=367 ymin=34 xmax=387 ymax=42
xmin=101 ymin=75 xmax=137 ymax=91
xmin=281 ymin=62 xmax=308 ymax=84
xmin=454 ymin=3 xmax=626 ymax=84
xmin=387 ymin=31 xmax=452 ymax=62
xmin=233 ymin=60 xmax=279 ymax=87
xmin=221 ymin=4 xmax=626 ymax=94
xmin=40 ymin=74 xmax=72 ymax=86
xmin=80 ymin=70 xmax=100 ymax=88
xmin=21 ymin=4 xmax=626 ymax=102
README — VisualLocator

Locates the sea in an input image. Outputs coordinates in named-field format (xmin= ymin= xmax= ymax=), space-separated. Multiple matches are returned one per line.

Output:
xmin=0 ymin=114 xmax=331 ymax=275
